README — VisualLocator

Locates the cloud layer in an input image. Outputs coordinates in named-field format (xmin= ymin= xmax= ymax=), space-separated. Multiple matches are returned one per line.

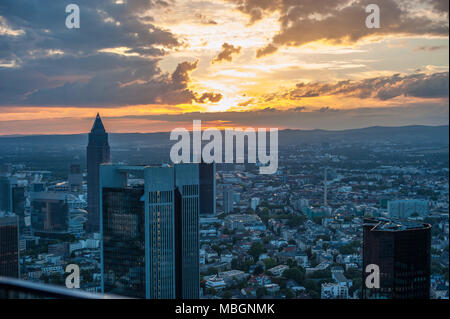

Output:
xmin=281 ymin=72 xmax=449 ymax=101
xmin=0 ymin=0 xmax=220 ymax=106
xmin=227 ymin=0 xmax=449 ymax=56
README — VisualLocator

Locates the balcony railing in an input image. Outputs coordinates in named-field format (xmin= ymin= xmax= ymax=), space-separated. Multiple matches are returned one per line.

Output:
xmin=0 ymin=276 xmax=125 ymax=299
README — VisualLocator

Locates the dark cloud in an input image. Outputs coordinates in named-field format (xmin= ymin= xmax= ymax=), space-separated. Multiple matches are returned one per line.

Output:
xmin=256 ymin=43 xmax=278 ymax=58
xmin=414 ymin=45 xmax=447 ymax=51
xmin=0 ymin=57 xmax=221 ymax=106
xmin=196 ymin=92 xmax=223 ymax=103
xmin=212 ymin=42 xmax=242 ymax=63
xmin=238 ymin=99 xmax=254 ymax=107
xmin=226 ymin=0 xmax=448 ymax=56
xmin=195 ymin=13 xmax=218 ymax=25
xmin=0 ymin=0 xmax=220 ymax=106
xmin=282 ymin=72 xmax=449 ymax=101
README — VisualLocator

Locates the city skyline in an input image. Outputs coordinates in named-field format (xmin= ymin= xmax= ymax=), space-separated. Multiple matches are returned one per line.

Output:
xmin=0 ymin=0 xmax=448 ymax=303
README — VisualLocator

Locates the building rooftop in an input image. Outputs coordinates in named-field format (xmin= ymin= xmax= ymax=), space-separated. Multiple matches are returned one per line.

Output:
xmin=364 ymin=217 xmax=431 ymax=232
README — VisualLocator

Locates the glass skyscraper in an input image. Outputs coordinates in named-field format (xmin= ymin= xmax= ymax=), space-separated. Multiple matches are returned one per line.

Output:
xmin=30 ymin=192 xmax=69 ymax=235
xmin=0 ymin=213 xmax=19 ymax=278
xmin=87 ymin=113 xmax=110 ymax=233
xmin=102 ymin=187 xmax=145 ymax=298
xmin=199 ymin=162 xmax=216 ymax=216
xmin=362 ymin=217 xmax=431 ymax=299
xmin=0 ymin=176 xmax=25 ymax=235
xmin=100 ymin=164 xmax=200 ymax=299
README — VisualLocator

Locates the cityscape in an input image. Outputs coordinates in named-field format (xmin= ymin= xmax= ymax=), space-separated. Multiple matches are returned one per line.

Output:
xmin=0 ymin=114 xmax=448 ymax=299
xmin=0 ymin=0 xmax=449 ymax=306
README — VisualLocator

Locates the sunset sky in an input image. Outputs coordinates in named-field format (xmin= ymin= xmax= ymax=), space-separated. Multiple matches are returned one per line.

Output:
xmin=0 ymin=0 xmax=448 ymax=135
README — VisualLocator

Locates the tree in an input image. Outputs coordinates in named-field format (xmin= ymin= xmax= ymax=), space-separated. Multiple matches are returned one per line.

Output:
xmin=303 ymin=279 xmax=320 ymax=299
xmin=339 ymin=244 xmax=354 ymax=255
xmin=253 ymin=264 xmax=264 ymax=275
xmin=284 ymin=288 xmax=295 ymax=299
xmin=283 ymin=268 xmax=305 ymax=285
xmin=286 ymin=215 xmax=306 ymax=227
xmin=286 ymin=259 xmax=298 ymax=268
xmin=263 ymin=257 xmax=277 ymax=270
xmin=211 ymin=244 xmax=222 ymax=256
xmin=249 ymin=242 xmax=266 ymax=261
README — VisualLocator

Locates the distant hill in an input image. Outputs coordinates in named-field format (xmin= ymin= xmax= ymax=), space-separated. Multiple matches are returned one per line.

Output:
xmin=0 ymin=125 xmax=448 ymax=148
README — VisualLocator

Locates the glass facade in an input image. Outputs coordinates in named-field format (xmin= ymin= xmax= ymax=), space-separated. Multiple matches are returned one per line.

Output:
xmin=30 ymin=193 xmax=69 ymax=233
xmin=102 ymin=187 xmax=145 ymax=298
xmin=101 ymin=164 xmax=200 ymax=299
xmin=199 ymin=162 xmax=216 ymax=215
xmin=362 ymin=218 xmax=431 ymax=299
xmin=178 ymin=184 xmax=200 ymax=299
xmin=0 ymin=215 xmax=19 ymax=278
xmin=148 ymin=190 xmax=174 ymax=299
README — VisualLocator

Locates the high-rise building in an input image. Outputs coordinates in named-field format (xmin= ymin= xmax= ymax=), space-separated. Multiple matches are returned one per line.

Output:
xmin=0 ymin=176 xmax=25 ymax=235
xmin=223 ymin=189 xmax=234 ymax=214
xmin=30 ymin=192 xmax=69 ymax=235
xmin=199 ymin=162 xmax=216 ymax=216
xmin=387 ymin=199 xmax=429 ymax=219
xmin=0 ymin=213 xmax=19 ymax=278
xmin=250 ymin=197 xmax=260 ymax=211
xmin=362 ymin=217 xmax=431 ymax=299
xmin=174 ymin=164 xmax=200 ymax=299
xmin=100 ymin=164 xmax=200 ymax=299
xmin=87 ymin=114 xmax=110 ymax=233
xmin=68 ymin=164 xmax=83 ymax=193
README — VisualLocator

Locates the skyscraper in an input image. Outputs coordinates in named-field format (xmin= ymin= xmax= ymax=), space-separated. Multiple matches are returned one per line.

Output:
xmin=68 ymin=164 xmax=83 ymax=193
xmin=223 ymin=189 xmax=234 ymax=214
xmin=387 ymin=199 xmax=429 ymax=219
xmin=30 ymin=192 xmax=69 ymax=236
xmin=199 ymin=162 xmax=216 ymax=216
xmin=87 ymin=114 xmax=110 ymax=233
xmin=0 ymin=213 xmax=19 ymax=278
xmin=362 ymin=217 xmax=431 ymax=299
xmin=100 ymin=164 xmax=199 ymax=299
xmin=0 ymin=176 xmax=25 ymax=236
xmin=174 ymin=164 xmax=200 ymax=299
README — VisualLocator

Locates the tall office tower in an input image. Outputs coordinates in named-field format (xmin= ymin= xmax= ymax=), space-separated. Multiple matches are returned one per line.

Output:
xmin=100 ymin=164 xmax=200 ymax=299
xmin=30 ymin=192 xmax=69 ymax=235
xmin=174 ymin=164 xmax=200 ymax=299
xmin=223 ymin=189 xmax=234 ymax=214
xmin=0 ymin=176 xmax=25 ymax=235
xmin=0 ymin=213 xmax=19 ymax=278
xmin=68 ymin=164 xmax=83 ymax=193
xmin=362 ymin=217 xmax=431 ymax=299
xmin=87 ymin=113 xmax=110 ymax=233
xmin=199 ymin=162 xmax=216 ymax=216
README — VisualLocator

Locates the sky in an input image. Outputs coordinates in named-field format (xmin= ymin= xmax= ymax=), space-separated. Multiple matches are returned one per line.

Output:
xmin=0 ymin=0 xmax=448 ymax=135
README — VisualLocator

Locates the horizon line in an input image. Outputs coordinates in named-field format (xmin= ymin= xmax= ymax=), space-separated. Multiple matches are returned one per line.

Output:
xmin=0 ymin=124 xmax=448 ymax=138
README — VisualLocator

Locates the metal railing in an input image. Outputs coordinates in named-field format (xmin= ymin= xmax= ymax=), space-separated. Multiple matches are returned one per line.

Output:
xmin=0 ymin=276 xmax=125 ymax=299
